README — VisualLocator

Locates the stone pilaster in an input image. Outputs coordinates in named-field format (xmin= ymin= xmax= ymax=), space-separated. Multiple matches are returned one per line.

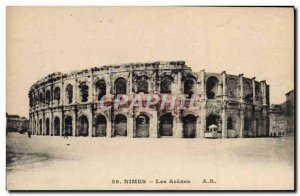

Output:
xmin=107 ymin=117 xmax=112 ymax=138
xmin=88 ymin=111 xmax=93 ymax=137
xmin=42 ymin=113 xmax=46 ymax=135
xmin=200 ymin=100 xmax=206 ymax=138
xmin=61 ymin=80 xmax=64 ymax=106
xmin=92 ymin=116 xmax=96 ymax=137
xmin=252 ymin=77 xmax=256 ymax=104
xmin=150 ymin=111 xmax=158 ymax=138
xmin=261 ymin=81 xmax=267 ymax=106
xmin=72 ymin=111 xmax=76 ymax=137
xmin=239 ymin=74 xmax=244 ymax=101
xmin=217 ymin=82 xmax=222 ymax=97
xmin=49 ymin=112 xmax=53 ymax=136
xmin=174 ymin=114 xmax=182 ymax=138
xmin=129 ymin=69 xmax=133 ymax=94
xmin=200 ymin=70 xmax=205 ymax=95
xmin=239 ymin=107 xmax=244 ymax=138
xmin=196 ymin=115 xmax=201 ymax=138
xmin=74 ymin=77 xmax=78 ymax=104
xmin=127 ymin=114 xmax=134 ymax=138
xmin=177 ymin=71 xmax=182 ymax=94
xmin=221 ymin=101 xmax=227 ymax=138
xmin=89 ymin=71 xmax=94 ymax=103
xmin=147 ymin=79 xmax=151 ymax=94
xmin=60 ymin=111 xmax=63 ymax=136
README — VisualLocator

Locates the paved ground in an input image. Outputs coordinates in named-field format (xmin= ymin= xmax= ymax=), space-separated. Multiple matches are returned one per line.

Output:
xmin=6 ymin=132 xmax=294 ymax=190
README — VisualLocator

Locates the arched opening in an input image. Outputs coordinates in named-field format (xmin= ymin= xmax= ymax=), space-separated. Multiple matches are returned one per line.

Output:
xmin=243 ymin=81 xmax=253 ymax=102
xmin=160 ymin=75 xmax=173 ymax=94
xmin=79 ymin=83 xmax=89 ymax=102
xmin=114 ymin=114 xmax=127 ymax=136
xmin=137 ymin=75 xmax=149 ymax=94
xmin=206 ymin=76 xmax=219 ymax=99
xmin=95 ymin=115 xmax=107 ymax=137
xmin=65 ymin=84 xmax=73 ymax=104
xmin=64 ymin=116 xmax=73 ymax=136
xmin=39 ymin=93 xmax=44 ymax=105
xmin=54 ymin=87 xmax=61 ymax=104
xmin=45 ymin=90 xmax=51 ymax=105
xmin=227 ymin=117 xmax=233 ymax=129
xmin=96 ymin=80 xmax=106 ymax=101
xmin=115 ymin=78 xmax=127 ymax=95
xmin=159 ymin=113 xmax=173 ymax=137
xmin=227 ymin=78 xmax=238 ymax=98
xmin=54 ymin=117 xmax=60 ymax=136
xmin=78 ymin=115 xmax=89 ymax=137
xmin=39 ymin=119 xmax=42 ymax=135
xmin=255 ymin=83 xmax=261 ymax=101
xmin=206 ymin=114 xmax=220 ymax=132
xmin=45 ymin=118 xmax=50 ymax=135
xmin=183 ymin=114 xmax=197 ymax=138
xmin=244 ymin=116 xmax=251 ymax=137
xmin=184 ymin=78 xmax=195 ymax=98
xmin=227 ymin=116 xmax=238 ymax=138
xmin=135 ymin=114 xmax=150 ymax=138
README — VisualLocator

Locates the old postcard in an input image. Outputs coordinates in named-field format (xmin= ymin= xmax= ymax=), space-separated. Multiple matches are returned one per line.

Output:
xmin=6 ymin=6 xmax=295 ymax=191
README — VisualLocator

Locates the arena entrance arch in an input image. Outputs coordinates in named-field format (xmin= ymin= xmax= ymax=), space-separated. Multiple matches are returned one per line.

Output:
xmin=64 ymin=116 xmax=73 ymax=136
xmin=206 ymin=114 xmax=220 ymax=131
xmin=244 ymin=116 xmax=251 ymax=137
xmin=159 ymin=113 xmax=173 ymax=137
xmin=45 ymin=118 xmax=50 ymax=135
xmin=183 ymin=114 xmax=197 ymax=138
xmin=39 ymin=119 xmax=42 ymax=135
xmin=227 ymin=116 xmax=237 ymax=138
xmin=114 ymin=114 xmax=127 ymax=136
xmin=54 ymin=117 xmax=60 ymax=136
xmin=95 ymin=115 xmax=107 ymax=137
xmin=135 ymin=114 xmax=150 ymax=138
xmin=78 ymin=115 xmax=89 ymax=137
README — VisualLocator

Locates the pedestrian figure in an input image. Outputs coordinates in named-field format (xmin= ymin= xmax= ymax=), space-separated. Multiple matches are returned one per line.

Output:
xmin=64 ymin=129 xmax=68 ymax=139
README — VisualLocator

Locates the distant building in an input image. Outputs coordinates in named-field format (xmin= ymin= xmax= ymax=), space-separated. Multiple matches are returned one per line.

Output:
xmin=269 ymin=90 xmax=294 ymax=136
xmin=269 ymin=104 xmax=287 ymax=136
xmin=6 ymin=113 xmax=29 ymax=133
xmin=285 ymin=90 xmax=294 ymax=135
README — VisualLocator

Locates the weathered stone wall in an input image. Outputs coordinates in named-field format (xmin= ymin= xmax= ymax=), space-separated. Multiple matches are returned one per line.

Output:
xmin=28 ymin=61 xmax=269 ymax=138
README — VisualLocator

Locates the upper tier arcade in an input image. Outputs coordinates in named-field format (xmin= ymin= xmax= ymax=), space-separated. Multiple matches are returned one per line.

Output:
xmin=28 ymin=60 xmax=269 ymax=112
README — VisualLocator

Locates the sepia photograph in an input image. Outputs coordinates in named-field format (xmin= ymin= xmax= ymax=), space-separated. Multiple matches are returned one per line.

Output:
xmin=6 ymin=6 xmax=295 ymax=191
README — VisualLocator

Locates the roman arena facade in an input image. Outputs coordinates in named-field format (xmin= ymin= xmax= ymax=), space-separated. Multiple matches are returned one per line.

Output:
xmin=28 ymin=61 xmax=270 ymax=138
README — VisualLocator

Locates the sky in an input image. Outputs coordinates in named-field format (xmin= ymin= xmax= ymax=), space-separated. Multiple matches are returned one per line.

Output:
xmin=6 ymin=7 xmax=294 ymax=118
